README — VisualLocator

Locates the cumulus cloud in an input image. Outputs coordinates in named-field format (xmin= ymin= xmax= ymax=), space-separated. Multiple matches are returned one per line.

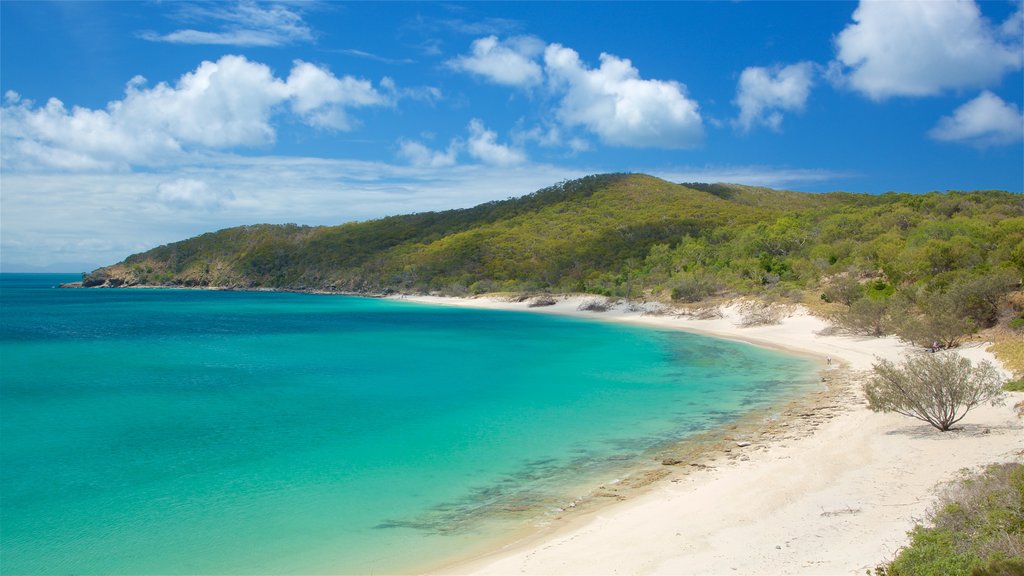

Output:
xmin=286 ymin=60 xmax=386 ymax=129
xmin=156 ymin=178 xmax=235 ymax=209
xmin=543 ymin=44 xmax=703 ymax=148
xmin=139 ymin=1 xmax=314 ymax=47
xmin=397 ymin=139 xmax=459 ymax=168
xmin=446 ymin=35 xmax=545 ymax=87
xmin=513 ymin=124 xmax=592 ymax=155
xmin=1 ymin=55 xmax=388 ymax=171
xmin=1 ymin=156 xmax=585 ymax=272
xmin=833 ymin=0 xmax=1022 ymax=100
xmin=929 ymin=91 xmax=1024 ymax=147
xmin=734 ymin=62 xmax=815 ymax=132
xmin=466 ymin=119 xmax=526 ymax=166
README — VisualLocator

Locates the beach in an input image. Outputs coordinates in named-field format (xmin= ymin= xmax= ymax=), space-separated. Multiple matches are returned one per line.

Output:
xmin=397 ymin=294 xmax=1024 ymax=575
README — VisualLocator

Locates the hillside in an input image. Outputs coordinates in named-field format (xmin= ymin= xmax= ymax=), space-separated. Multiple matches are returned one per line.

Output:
xmin=80 ymin=173 xmax=1023 ymax=303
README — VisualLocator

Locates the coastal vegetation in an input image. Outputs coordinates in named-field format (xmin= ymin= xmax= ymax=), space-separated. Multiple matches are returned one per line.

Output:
xmin=81 ymin=173 xmax=1024 ymax=349
xmin=864 ymin=354 xmax=1006 ymax=432
xmin=877 ymin=463 xmax=1024 ymax=576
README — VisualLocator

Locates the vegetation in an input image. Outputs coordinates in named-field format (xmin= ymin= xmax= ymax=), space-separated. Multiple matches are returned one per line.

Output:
xmin=876 ymin=463 xmax=1024 ymax=576
xmin=864 ymin=354 xmax=1006 ymax=431
xmin=83 ymin=173 xmax=1023 ymax=345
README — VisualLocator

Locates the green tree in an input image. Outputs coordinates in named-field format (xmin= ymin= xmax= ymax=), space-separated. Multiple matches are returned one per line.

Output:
xmin=837 ymin=297 xmax=892 ymax=336
xmin=865 ymin=354 xmax=1005 ymax=432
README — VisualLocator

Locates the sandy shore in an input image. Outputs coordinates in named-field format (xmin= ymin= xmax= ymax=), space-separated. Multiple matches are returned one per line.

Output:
xmin=394 ymin=294 xmax=1023 ymax=575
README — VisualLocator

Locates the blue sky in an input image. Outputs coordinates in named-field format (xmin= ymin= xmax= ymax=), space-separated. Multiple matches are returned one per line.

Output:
xmin=1 ymin=1 xmax=1022 ymax=272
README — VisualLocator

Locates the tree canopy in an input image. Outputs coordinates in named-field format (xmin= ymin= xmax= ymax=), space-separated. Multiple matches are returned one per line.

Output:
xmin=84 ymin=174 xmax=1023 ymax=339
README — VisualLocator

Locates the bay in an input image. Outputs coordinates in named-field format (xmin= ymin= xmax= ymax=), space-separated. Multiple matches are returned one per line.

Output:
xmin=0 ymin=274 xmax=816 ymax=574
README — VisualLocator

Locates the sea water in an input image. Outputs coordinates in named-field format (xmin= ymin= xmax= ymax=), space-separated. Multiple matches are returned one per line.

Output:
xmin=0 ymin=274 xmax=817 ymax=574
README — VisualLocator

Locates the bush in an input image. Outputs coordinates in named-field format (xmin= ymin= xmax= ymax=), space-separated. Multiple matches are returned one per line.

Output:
xmin=894 ymin=293 xmax=978 ymax=349
xmin=865 ymin=353 xmax=1005 ymax=431
xmin=577 ymin=299 xmax=610 ymax=312
xmin=836 ymin=297 xmax=892 ymax=336
xmin=687 ymin=306 xmax=723 ymax=320
xmin=527 ymin=295 xmax=557 ymax=307
xmin=736 ymin=302 xmax=788 ymax=327
xmin=881 ymin=463 xmax=1024 ymax=576
xmin=946 ymin=269 xmax=1021 ymax=328
xmin=820 ymin=273 xmax=863 ymax=305
xmin=670 ymin=272 xmax=718 ymax=303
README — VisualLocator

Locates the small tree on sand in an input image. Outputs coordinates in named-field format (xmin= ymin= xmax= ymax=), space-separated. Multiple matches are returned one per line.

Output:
xmin=865 ymin=353 xmax=1005 ymax=431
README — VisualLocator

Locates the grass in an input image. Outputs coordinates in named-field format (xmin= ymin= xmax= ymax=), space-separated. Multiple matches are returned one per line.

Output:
xmin=984 ymin=327 xmax=1024 ymax=394
xmin=986 ymin=332 xmax=1024 ymax=375
xmin=875 ymin=463 xmax=1024 ymax=576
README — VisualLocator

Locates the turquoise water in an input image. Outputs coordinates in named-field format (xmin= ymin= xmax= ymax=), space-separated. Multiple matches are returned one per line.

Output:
xmin=1 ymin=274 xmax=817 ymax=574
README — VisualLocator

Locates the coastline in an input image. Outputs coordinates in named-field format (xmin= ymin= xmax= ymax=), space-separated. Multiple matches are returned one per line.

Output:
xmin=391 ymin=294 xmax=1023 ymax=575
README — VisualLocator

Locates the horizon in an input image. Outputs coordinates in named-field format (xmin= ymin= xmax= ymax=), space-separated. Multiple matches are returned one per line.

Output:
xmin=2 ymin=1 xmax=1022 ymax=272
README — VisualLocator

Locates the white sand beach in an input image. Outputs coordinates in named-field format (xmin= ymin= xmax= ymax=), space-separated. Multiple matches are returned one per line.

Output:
xmin=397 ymin=294 xmax=1023 ymax=575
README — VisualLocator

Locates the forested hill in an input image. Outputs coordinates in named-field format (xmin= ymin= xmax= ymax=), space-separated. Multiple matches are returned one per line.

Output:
xmin=80 ymin=173 xmax=1023 ymax=305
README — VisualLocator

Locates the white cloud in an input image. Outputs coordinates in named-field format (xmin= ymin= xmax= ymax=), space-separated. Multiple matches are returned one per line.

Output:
xmin=286 ymin=60 xmax=386 ymax=130
xmin=0 ymin=156 xmax=584 ymax=272
xmin=655 ymin=166 xmax=857 ymax=189
xmin=514 ymin=124 xmax=562 ymax=147
xmin=466 ymin=119 xmax=526 ymax=166
xmin=0 ymin=154 xmax=859 ymax=272
xmin=1002 ymin=4 xmax=1024 ymax=38
xmin=397 ymin=139 xmax=459 ymax=168
xmin=929 ymin=91 xmax=1024 ymax=147
xmin=139 ymin=1 xmax=314 ymax=47
xmin=398 ymin=120 xmax=527 ymax=167
xmin=833 ymin=0 xmax=1022 ymax=100
xmin=734 ymin=63 xmax=815 ymax=132
xmin=568 ymin=138 xmax=590 ymax=153
xmin=156 ymin=178 xmax=235 ymax=209
xmin=543 ymin=44 xmax=703 ymax=148
xmin=446 ymin=35 xmax=545 ymax=87
xmin=1 ymin=55 xmax=387 ymax=170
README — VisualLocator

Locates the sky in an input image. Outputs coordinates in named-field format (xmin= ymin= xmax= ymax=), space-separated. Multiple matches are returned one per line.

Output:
xmin=1 ymin=1 xmax=1022 ymax=272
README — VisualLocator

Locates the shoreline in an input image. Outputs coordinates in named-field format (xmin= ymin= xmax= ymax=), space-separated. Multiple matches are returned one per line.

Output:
xmin=59 ymin=284 xmax=1023 ymax=572
xmin=391 ymin=294 xmax=1022 ymax=575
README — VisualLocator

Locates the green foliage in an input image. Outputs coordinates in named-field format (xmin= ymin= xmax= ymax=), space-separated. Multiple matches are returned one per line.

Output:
xmin=670 ymin=271 xmax=720 ymax=302
xmin=1004 ymin=379 xmax=1024 ymax=392
xmin=893 ymin=291 xmax=978 ymax=349
xmin=865 ymin=354 xmax=1005 ymax=431
xmin=882 ymin=463 xmax=1024 ymax=576
xmin=837 ymin=297 xmax=894 ymax=337
xmin=820 ymin=274 xmax=863 ymax=305
xmin=84 ymin=175 xmax=1024 ymax=309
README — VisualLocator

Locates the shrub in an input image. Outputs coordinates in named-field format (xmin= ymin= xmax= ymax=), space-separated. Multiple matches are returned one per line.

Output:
xmin=670 ymin=272 xmax=718 ymax=303
xmin=894 ymin=295 xmax=978 ymax=349
xmin=736 ymin=302 xmax=788 ymax=327
xmin=881 ymin=463 xmax=1024 ymax=576
xmin=687 ymin=306 xmax=723 ymax=320
xmin=527 ymin=295 xmax=557 ymax=307
xmin=820 ymin=273 xmax=863 ymax=306
xmin=577 ymin=299 xmax=610 ymax=312
xmin=836 ymin=297 xmax=892 ymax=337
xmin=865 ymin=353 xmax=1005 ymax=431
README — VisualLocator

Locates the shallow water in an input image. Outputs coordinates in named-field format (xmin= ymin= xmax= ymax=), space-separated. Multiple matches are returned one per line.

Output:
xmin=0 ymin=274 xmax=817 ymax=574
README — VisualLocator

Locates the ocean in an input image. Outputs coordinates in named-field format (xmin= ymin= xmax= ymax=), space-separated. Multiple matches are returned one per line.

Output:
xmin=0 ymin=274 xmax=817 ymax=574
